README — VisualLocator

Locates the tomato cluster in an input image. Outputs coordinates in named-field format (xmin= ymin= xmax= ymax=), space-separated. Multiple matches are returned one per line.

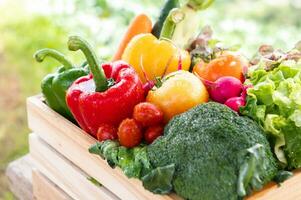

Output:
xmin=97 ymin=102 xmax=164 ymax=148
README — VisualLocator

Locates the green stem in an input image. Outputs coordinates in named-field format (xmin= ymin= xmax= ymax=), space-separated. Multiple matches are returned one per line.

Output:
xmin=34 ymin=48 xmax=73 ymax=70
xmin=68 ymin=36 xmax=108 ymax=92
xmin=187 ymin=0 xmax=215 ymax=10
xmin=159 ymin=8 xmax=185 ymax=40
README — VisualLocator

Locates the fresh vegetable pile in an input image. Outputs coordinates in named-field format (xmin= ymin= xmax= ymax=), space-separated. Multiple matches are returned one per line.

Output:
xmin=34 ymin=0 xmax=301 ymax=199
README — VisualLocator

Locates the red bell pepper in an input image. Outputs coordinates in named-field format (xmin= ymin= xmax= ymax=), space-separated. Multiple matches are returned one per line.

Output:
xmin=66 ymin=36 xmax=145 ymax=136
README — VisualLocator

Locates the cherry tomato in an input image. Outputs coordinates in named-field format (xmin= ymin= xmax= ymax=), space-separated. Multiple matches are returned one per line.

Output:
xmin=133 ymin=102 xmax=164 ymax=127
xmin=96 ymin=124 xmax=118 ymax=142
xmin=144 ymin=125 xmax=164 ymax=144
xmin=193 ymin=53 xmax=247 ymax=82
xmin=118 ymin=119 xmax=142 ymax=148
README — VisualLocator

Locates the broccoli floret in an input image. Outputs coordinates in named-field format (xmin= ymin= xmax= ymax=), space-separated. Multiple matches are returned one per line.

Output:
xmin=147 ymin=102 xmax=278 ymax=200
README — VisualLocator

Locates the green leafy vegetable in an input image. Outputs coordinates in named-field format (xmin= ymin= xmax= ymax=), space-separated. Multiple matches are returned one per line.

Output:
xmin=141 ymin=164 xmax=175 ymax=194
xmin=241 ymin=46 xmax=301 ymax=169
xmin=117 ymin=147 xmax=139 ymax=178
xmin=89 ymin=140 xmax=175 ymax=193
xmin=89 ymin=140 xmax=119 ymax=167
xmin=273 ymin=171 xmax=293 ymax=185
xmin=148 ymin=102 xmax=277 ymax=200
xmin=89 ymin=141 xmax=151 ymax=178
xmin=237 ymin=144 xmax=273 ymax=197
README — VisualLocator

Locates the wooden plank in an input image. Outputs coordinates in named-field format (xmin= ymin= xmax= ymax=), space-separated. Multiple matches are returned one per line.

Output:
xmin=33 ymin=170 xmax=71 ymax=200
xmin=27 ymin=95 xmax=301 ymax=200
xmin=29 ymin=133 xmax=119 ymax=200
xmin=246 ymin=169 xmax=301 ymax=200
xmin=5 ymin=155 xmax=33 ymax=200
xmin=27 ymin=95 xmax=178 ymax=200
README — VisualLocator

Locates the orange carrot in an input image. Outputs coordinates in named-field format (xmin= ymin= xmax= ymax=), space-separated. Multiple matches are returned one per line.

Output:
xmin=112 ymin=14 xmax=152 ymax=61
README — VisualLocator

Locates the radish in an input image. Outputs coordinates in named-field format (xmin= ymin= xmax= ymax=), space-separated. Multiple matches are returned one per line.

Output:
xmin=209 ymin=76 xmax=243 ymax=104
xmin=241 ymin=84 xmax=253 ymax=99
xmin=225 ymin=96 xmax=246 ymax=112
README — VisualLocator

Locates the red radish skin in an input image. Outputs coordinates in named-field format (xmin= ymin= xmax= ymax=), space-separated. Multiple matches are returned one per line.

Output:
xmin=241 ymin=84 xmax=253 ymax=99
xmin=225 ymin=96 xmax=246 ymax=112
xmin=209 ymin=76 xmax=243 ymax=104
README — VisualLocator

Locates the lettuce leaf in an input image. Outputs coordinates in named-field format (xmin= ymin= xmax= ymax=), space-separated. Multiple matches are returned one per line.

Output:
xmin=282 ymin=121 xmax=301 ymax=169
xmin=241 ymin=60 xmax=301 ymax=169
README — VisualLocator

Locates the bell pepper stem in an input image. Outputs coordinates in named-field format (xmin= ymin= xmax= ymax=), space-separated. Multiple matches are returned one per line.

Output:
xmin=34 ymin=48 xmax=73 ymax=70
xmin=68 ymin=36 xmax=108 ymax=92
xmin=159 ymin=8 xmax=185 ymax=40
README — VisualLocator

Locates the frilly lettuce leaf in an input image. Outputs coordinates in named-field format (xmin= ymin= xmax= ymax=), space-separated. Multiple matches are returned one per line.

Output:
xmin=289 ymin=110 xmax=301 ymax=127
xmin=250 ymin=79 xmax=275 ymax=106
xmin=264 ymin=115 xmax=287 ymax=165
xmin=242 ymin=58 xmax=301 ymax=169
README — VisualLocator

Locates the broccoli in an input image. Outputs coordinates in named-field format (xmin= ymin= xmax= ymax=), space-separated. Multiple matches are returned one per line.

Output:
xmin=147 ymin=102 xmax=278 ymax=200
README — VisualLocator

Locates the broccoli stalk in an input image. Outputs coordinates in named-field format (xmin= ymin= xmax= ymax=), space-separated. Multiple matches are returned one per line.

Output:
xmin=162 ymin=0 xmax=214 ymax=48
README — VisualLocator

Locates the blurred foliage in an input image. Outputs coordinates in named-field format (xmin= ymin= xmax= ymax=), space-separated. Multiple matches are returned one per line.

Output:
xmin=0 ymin=0 xmax=300 ymax=199
xmin=199 ymin=0 xmax=301 ymax=56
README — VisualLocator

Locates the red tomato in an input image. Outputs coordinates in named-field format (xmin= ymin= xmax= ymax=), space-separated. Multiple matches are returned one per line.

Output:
xmin=118 ymin=119 xmax=142 ymax=148
xmin=144 ymin=125 xmax=164 ymax=144
xmin=96 ymin=124 xmax=118 ymax=142
xmin=133 ymin=102 xmax=163 ymax=127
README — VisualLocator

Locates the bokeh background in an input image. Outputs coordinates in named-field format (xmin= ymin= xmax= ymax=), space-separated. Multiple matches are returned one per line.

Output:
xmin=0 ymin=0 xmax=300 ymax=199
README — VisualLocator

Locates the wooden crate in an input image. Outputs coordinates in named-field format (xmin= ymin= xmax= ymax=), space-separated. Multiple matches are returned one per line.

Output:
xmin=32 ymin=169 xmax=71 ymax=200
xmin=29 ymin=133 xmax=118 ymax=200
xmin=27 ymin=95 xmax=301 ymax=200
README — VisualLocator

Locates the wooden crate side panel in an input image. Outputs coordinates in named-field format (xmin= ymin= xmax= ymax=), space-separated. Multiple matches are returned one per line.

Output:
xmin=33 ymin=170 xmax=71 ymax=200
xmin=27 ymin=95 xmax=301 ymax=200
xmin=29 ymin=134 xmax=119 ymax=200
xmin=27 ymin=96 xmax=178 ymax=200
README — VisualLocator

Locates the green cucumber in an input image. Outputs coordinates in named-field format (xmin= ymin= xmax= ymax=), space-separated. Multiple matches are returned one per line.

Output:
xmin=152 ymin=0 xmax=179 ymax=38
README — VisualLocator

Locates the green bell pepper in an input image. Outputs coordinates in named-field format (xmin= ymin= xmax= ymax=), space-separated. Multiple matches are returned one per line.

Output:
xmin=34 ymin=48 xmax=88 ymax=121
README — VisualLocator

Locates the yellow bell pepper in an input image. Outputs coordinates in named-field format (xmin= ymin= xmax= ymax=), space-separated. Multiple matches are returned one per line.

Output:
xmin=146 ymin=70 xmax=209 ymax=122
xmin=122 ymin=33 xmax=191 ymax=83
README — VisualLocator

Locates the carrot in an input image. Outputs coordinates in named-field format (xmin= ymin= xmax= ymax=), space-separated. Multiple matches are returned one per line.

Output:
xmin=112 ymin=14 xmax=152 ymax=61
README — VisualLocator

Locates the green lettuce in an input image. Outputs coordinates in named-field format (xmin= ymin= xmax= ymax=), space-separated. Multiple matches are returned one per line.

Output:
xmin=241 ymin=59 xmax=301 ymax=169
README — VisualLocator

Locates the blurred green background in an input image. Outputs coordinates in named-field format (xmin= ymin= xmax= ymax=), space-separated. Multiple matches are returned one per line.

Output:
xmin=0 ymin=0 xmax=300 ymax=199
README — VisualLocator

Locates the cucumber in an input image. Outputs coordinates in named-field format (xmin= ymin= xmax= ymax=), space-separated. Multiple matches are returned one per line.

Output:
xmin=152 ymin=0 xmax=179 ymax=38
